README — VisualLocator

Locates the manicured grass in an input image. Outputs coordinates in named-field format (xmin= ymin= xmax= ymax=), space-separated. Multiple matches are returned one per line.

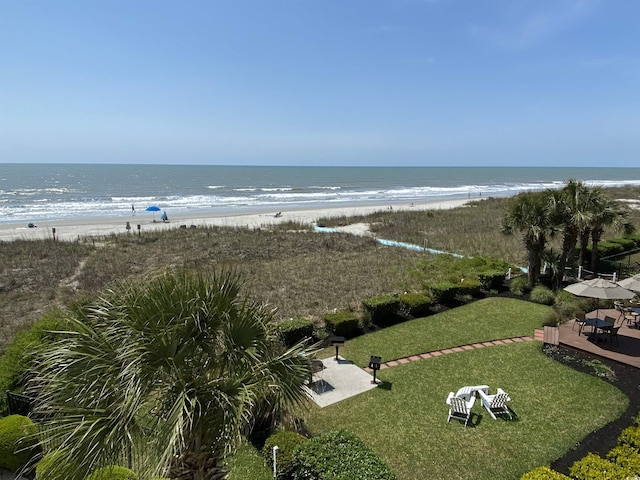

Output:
xmin=324 ymin=297 xmax=555 ymax=367
xmin=302 ymin=341 xmax=627 ymax=480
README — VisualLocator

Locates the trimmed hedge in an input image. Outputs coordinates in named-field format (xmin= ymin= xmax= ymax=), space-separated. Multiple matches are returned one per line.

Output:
xmin=85 ymin=466 xmax=137 ymax=480
xmin=609 ymin=237 xmax=636 ymax=251
xmin=478 ymin=270 xmax=507 ymax=291
xmin=362 ymin=295 xmax=402 ymax=328
xmin=607 ymin=444 xmax=640 ymax=475
xmin=262 ymin=430 xmax=308 ymax=478
xmin=0 ymin=414 xmax=39 ymax=473
xmin=519 ymin=466 xmax=571 ymax=479
xmin=278 ymin=318 xmax=314 ymax=347
xmin=618 ymin=424 xmax=640 ymax=449
xmin=288 ymin=430 xmax=396 ymax=480
xmin=457 ymin=278 xmax=482 ymax=297
xmin=323 ymin=311 xmax=361 ymax=338
xmin=597 ymin=241 xmax=625 ymax=258
xmin=428 ymin=282 xmax=459 ymax=305
xmin=510 ymin=277 xmax=530 ymax=296
xmin=397 ymin=293 xmax=432 ymax=318
xmin=569 ymin=453 xmax=629 ymax=480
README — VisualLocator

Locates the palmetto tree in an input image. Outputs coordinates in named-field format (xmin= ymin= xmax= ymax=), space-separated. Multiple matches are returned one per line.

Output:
xmin=502 ymin=191 xmax=555 ymax=289
xmin=587 ymin=191 xmax=631 ymax=273
xmin=27 ymin=269 xmax=312 ymax=480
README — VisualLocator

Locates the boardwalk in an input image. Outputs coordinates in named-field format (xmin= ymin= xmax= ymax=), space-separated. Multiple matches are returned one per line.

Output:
xmin=557 ymin=308 xmax=640 ymax=369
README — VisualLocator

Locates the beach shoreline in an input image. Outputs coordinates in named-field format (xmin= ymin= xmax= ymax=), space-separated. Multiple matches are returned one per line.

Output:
xmin=0 ymin=199 xmax=471 ymax=242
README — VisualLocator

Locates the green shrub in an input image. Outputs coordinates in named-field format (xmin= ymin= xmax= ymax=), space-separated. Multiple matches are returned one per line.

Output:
xmin=569 ymin=453 xmax=629 ymax=480
xmin=618 ymin=425 xmax=640 ymax=449
xmin=609 ymin=237 xmax=636 ymax=251
xmin=322 ymin=311 xmax=361 ymax=338
xmin=85 ymin=465 xmax=137 ymax=480
xmin=262 ymin=430 xmax=308 ymax=478
xmin=398 ymin=293 xmax=432 ymax=318
xmin=530 ymin=285 xmax=555 ymax=306
xmin=597 ymin=241 xmax=624 ymax=257
xmin=0 ymin=311 xmax=70 ymax=414
xmin=519 ymin=466 xmax=572 ymax=479
xmin=0 ymin=414 xmax=39 ymax=473
xmin=457 ymin=278 xmax=482 ymax=297
xmin=624 ymin=233 xmax=640 ymax=248
xmin=278 ymin=318 xmax=314 ymax=347
xmin=478 ymin=270 xmax=507 ymax=291
xmin=428 ymin=282 xmax=459 ymax=305
xmin=362 ymin=295 xmax=402 ymax=328
xmin=289 ymin=430 xmax=396 ymax=480
xmin=510 ymin=276 xmax=529 ymax=296
xmin=35 ymin=450 xmax=80 ymax=479
xmin=607 ymin=444 xmax=640 ymax=475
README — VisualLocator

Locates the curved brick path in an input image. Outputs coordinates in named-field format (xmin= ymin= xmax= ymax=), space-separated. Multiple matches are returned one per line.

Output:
xmin=364 ymin=331 xmax=542 ymax=373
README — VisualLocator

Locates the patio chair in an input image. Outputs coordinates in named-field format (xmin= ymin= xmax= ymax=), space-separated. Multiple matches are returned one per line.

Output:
xmin=477 ymin=388 xmax=512 ymax=420
xmin=308 ymin=358 xmax=324 ymax=385
xmin=446 ymin=392 xmax=475 ymax=426
xmin=608 ymin=326 xmax=621 ymax=347
xmin=572 ymin=312 xmax=586 ymax=334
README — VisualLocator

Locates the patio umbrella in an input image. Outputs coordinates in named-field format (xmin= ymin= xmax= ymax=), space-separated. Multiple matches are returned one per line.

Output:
xmin=617 ymin=274 xmax=640 ymax=294
xmin=146 ymin=205 xmax=161 ymax=221
xmin=564 ymin=278 xmax=636 ymax=317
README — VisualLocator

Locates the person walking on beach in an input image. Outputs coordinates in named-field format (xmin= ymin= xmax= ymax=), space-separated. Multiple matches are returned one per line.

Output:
xmin=132 ymin=204 xmax=135 ymax=216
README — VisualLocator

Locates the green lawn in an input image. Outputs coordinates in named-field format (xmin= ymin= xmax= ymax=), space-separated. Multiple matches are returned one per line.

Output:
xmin=301 ymin=297 xmax=628 ymax=479
xmin=303 ymin=342 xmax=627 ymax=480
xmin=325 ymin=297 xmax=555 ymax=367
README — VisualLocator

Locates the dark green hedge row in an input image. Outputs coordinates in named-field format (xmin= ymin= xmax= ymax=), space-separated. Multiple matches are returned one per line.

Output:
xmin=262 ymin=430 xmax=308 ymax=478
xmin=322 ymin=311 xmax=361 ymax=338
xmin=362 ymin=295 xmax=402 ymax=328
xmin=278 ymin=318 xmax=314 ymax=347
xmin=288 ymin=430 xmax=396 ymax=480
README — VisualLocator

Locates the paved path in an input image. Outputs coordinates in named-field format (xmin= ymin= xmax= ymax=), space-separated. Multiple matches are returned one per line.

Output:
xmin=364 ymin=334 xmax=537 ymax=373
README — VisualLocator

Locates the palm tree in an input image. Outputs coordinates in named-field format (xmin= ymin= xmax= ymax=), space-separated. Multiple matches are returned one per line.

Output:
xmin=588 ymin=191 xmax=630 ymax=273
xmin=502 ymin=191 xmax=555 ymax=289
xmin=27 ymin=269 xmax=312 ymax=480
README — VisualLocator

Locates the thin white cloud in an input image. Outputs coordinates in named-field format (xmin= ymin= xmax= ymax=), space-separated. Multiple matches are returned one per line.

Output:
xmin=469 ymin=0 xmax=599 ymax=50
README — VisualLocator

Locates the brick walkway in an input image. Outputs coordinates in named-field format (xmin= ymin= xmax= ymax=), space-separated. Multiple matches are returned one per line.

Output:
xmin=364 ymin=333 xmax=539 ymax=373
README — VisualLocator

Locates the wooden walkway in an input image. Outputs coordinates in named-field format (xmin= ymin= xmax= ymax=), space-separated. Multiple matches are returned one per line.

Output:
xmin=556 ymin=308 xmax=640 ymax=369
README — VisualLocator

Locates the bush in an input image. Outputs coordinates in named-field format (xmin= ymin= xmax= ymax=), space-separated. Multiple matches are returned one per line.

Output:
xmin=624 ymin=233 xmax=640 ymax=248
xmin=0 ymin=311 xmax=70 ymax=414
xmin=609 ymin=237 xmax=636 ymax=251
xmin=478 ymin=270 xmax=507 ymax=291
xmin=618 ymin=424 xmax=640 ymax=449
xmin=278 ymin=318 xmax=314 ymax=347
xmin=398 ymin=293 xmax=432 ymax=318
xmin=597 ymin=241 xmax=624 ymax=258
xmin=85 ymin=466 xmax=137 ymax=480
xmin=289 ymin=430 xmax=396 ymax=480
xmin=569 ymin=453 xmax=629 ymax=480
xmin=510 ymin=276 xmax=529 ymax=296
xmin=323 ymin=311 xmax=361 ymax=338
xmin=554 ymin=291 xmax=587 ymax=321
xmin=607 ymin=444 xmax=640 ymax=475
xmin=519 ymin=466 xmax=572 ymax=479
xmin=262 ymin=430 xmax=308 ymax=478
xmin=0 ymin=415 xmax=39 ymax=473
xmin=457 ymin=278 xmax=482 ymax=297
xmin=362 ymin=295 xmax=402 ymax=328
xmin=428 ymin=282 xmax=459 ymax=305
xmin=530 ymin=285 xmax=555 ymax=306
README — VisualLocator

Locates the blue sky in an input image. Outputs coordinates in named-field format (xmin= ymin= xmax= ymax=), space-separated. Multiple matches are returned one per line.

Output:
xmin=1 ymin=0 xmax=639 ymax=166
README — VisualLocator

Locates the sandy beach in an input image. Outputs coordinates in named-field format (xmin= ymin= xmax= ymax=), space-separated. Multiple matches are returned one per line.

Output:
xmin=0 ymin=199 xmax=471 ymax=242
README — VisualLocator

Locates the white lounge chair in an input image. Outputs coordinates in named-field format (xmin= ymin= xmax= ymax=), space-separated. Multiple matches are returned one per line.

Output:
xmin=477 ymin=388 xmax=512 ymax=420
xmin=446 ymin=392 xmax=475 ymax=426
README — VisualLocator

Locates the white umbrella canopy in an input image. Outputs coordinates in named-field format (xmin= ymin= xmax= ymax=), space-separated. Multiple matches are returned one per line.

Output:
xmin=563 ymin=278 xmax=636 ymax=300
xmin=617 ymin=274 xmax=640 ymax=294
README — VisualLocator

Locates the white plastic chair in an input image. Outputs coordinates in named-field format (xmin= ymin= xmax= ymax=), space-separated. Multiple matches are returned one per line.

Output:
xmin=446 ymin=392 xmax=475 ymax=426
xmin=477 ymin=388 xmax=512 ymax=420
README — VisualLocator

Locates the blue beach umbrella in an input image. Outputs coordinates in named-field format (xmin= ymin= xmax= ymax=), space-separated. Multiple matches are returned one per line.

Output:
xmin=146 ymin=205 xmax=161 ymax=221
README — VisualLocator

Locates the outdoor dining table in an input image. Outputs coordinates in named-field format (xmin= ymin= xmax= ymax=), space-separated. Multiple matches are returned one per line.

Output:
xmin=584 ymin=317 xmax=614 ymax=343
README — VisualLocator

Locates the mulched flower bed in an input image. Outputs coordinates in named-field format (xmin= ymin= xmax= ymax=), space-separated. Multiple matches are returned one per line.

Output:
xmin=544 ymin=344 xmax=640 ymax=475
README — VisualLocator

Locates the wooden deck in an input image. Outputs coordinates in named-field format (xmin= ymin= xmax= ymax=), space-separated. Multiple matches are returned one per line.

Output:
xmin=557 ymin=308 xmax=640 ymax=369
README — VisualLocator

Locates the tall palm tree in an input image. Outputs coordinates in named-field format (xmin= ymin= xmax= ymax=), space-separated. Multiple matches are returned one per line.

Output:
xmin=588 ymin=191 xmax=630 ymax=273
xmin=27 ymin=269 xmax=312 ymax=480
xmin=502 ymin=191 xmax=555 ymax=289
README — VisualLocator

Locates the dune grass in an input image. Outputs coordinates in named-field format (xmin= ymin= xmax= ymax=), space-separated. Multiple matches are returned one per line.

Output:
xmin=322 ymin=297 xmax=555 ymax=367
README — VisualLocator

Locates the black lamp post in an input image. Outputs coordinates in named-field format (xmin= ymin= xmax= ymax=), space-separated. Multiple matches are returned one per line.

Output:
xmin=369 ymin=355 xmax=382 ymax=384
xmin=329 ymin=335 xmax=345 ymax=361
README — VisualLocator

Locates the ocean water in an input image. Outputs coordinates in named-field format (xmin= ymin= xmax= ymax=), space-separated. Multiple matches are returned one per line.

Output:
xmin=1 ymin=164 xmax=640 ymax=224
